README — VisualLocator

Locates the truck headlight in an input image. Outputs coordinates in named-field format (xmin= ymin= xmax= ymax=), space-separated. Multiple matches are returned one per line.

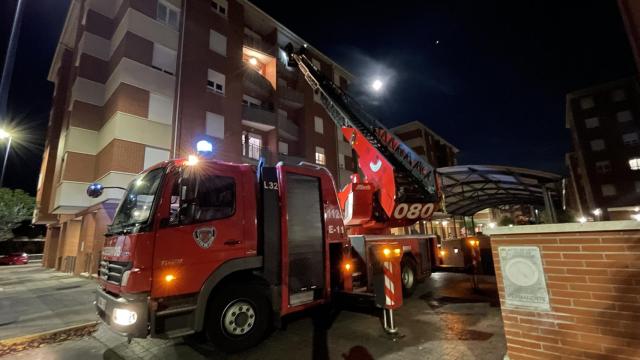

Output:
xmin=112 ymin=308 xmax=137 ymax=326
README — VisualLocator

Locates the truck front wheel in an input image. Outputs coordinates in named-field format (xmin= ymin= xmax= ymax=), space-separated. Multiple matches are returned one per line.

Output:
xmin=205 ymin=284 xmax=271 ymax=353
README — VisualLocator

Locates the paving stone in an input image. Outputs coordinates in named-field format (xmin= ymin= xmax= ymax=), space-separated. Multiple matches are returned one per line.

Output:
xmin=2 ymin=268 xmax=506 ymax=359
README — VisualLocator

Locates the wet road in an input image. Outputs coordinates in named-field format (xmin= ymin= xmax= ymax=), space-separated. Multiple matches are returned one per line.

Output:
xmin=6 ymin=273 xmax=506 ymax=360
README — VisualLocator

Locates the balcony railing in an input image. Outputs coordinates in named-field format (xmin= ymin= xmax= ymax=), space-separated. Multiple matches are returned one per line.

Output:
xmin=243 ymin=66 xmax=274 ymax=97
xmin=242 ymin=105 xmax=276 ymax=130
xmin=243 ymin=143 xmax=261 ymax=160
xmin=243 ymin=35 xmax=273 ymax=54
xmin=278 ymin=116 xmax=299 ymax=141
xmin=278 ymin=85 xmax=304 ymax=109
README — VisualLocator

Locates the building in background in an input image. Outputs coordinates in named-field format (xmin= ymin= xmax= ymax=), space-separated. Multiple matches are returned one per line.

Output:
xmin=36 ymin=0 xmax=356 ymax=274
xmin=565 ymin=77 xmax=640 ymax=220
xmin=619 ymin=0 xmax=640 ymax=74
xmin=391 ymin=121 xmax=459 ymax=168
xmin=389 ymin=121 xmax=464 ymax=237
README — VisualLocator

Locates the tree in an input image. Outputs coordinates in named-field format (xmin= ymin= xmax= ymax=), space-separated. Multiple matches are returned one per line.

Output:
xmin=0 ymin=188 xmax=35 ymax=241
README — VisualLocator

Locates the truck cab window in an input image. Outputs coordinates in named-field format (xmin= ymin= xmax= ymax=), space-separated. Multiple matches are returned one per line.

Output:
xmin=183 ymin=175 xmax=236 ymax=223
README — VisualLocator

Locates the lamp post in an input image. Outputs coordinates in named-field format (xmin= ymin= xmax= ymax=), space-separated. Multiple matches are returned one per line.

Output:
xmin=0 ymin=129 xmax=12 ymax=187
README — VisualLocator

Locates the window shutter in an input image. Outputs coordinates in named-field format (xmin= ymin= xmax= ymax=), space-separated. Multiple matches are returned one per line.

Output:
xmin=206 ymin=112 xmax=225 ymax=139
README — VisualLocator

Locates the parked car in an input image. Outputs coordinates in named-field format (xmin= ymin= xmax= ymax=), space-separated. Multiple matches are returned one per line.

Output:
xmin=0 ymin=252 xmax=29 ymax=265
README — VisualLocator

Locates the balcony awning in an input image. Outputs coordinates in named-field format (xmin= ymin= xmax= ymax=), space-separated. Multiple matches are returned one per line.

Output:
xmin=437 ymin=165 xmax=562 ymax=216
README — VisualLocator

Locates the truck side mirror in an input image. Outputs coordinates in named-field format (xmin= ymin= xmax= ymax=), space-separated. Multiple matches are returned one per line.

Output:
xmin=87 ymin=183 xmax=104 ymax=198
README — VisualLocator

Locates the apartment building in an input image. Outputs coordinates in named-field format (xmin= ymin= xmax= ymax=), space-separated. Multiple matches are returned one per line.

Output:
xmin=565 ymin=77 xmax=640 ymax=220
xmin=391 ymin=121 xmax=459 ymax=168
xmin=619 ymin=0 xmax=640 ymax=74
xmin=36 ymin=0 xmax=356 ymax=274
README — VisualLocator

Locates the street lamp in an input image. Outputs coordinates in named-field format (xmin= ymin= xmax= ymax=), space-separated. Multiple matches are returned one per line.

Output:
xmin=592 ymin=208 xmax=602 ymax=221
xmin=0 ymin=129 xmax=12 ymax=187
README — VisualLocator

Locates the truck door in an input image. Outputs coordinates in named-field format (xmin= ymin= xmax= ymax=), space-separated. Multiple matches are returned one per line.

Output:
xmin=151 ymin=164 xmax=245 ymax=298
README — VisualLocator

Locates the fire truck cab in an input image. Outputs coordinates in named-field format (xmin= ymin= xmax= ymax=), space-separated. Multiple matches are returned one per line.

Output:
xmin=90 ymin=158 xmax=365 ymax=352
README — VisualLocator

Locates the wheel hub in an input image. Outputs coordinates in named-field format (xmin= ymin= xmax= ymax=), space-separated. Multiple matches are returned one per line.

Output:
xmin=222 ymin=301 xmax=255 ymax=336
xmin=402 ymin=266 xmax=414 ymax=288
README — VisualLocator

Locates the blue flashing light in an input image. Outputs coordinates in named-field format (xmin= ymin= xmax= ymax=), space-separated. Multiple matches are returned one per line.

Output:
xmin=196 ymin=140 xmax=214 ymax=153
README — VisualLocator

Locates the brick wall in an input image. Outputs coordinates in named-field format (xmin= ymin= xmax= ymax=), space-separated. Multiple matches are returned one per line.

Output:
xmin=489 ymin=222 xmax=640 ymax=360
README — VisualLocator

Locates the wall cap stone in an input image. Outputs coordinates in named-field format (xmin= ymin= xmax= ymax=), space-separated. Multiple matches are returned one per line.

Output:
xmin=484 ymin=220 xmax=640 ymax=235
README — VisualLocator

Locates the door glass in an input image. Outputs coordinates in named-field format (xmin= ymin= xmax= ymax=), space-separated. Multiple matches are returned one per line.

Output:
xmin=181 ymin=174 xmax=236 ymax=224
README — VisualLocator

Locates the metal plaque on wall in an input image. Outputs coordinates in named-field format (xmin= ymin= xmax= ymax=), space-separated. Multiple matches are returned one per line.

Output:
xmin=498 ymin=246 xmax=550 ymax=311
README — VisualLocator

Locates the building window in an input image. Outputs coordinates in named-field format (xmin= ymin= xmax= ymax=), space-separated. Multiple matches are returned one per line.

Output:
xmin=612 ymin=89 xmax=626 ymax=102
xmin=207 ymin=69 xmax=225 ymax=95
xmin=595 ymin=160 xmax=611 ymax=174
xmin=584 ymin=117 xmax=599 ymax=128
xmin=623 ymin=132 xmax=640 ymax=146
xmin=601 ymin=184 xmax=616 ymax=197
xmin=152 ymin=43 xmax=177 ymax=75
xmin=579 ymin=96 xmax=594 ymax=110
xmin=278 ymin=141 xmax=288 ymax=155
xmin=148 ymin=93 xmax=173 ymax=125
xmin=210 ymin=0 xmax=227 ymax=16
xmin=315 ymin=146 xmax=326 ymax=165
xmin=157 ymin=0 xmax=180 ymax=31
xmin=629 ymin=158 xmax=640 ymax=170
xmin=314 ymin=116 xmax=324 ymax=134
xmin=617 ymin=110 xmax=633 ymax=123
xmin=590 ymin=139 xmax=605 ymax=152
xmin=144 ymin=147 xmax=170 ymax=169
xmin=206 ymin=112 xmax=224 ymax=139
xmin=209 ymin=30 xmax=227 ymax=56
xmin=242 ymin=132 xmax=262 ymax=160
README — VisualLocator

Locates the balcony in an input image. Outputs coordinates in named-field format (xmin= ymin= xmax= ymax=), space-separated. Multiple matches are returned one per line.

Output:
xmin=243 ymin=35 xmax=274 ymax=55
xmin=243 ymin=66 xmax=274 ymax=98
xmin=278 ymin=85 xmax=304 ymax=109
xmin=242 ymin=105 xmax=276 ymax=131
xmin=242 ymin=143 xmax=270 ymax=163
xmin=278 ymin=116 xmax=299 ymax=141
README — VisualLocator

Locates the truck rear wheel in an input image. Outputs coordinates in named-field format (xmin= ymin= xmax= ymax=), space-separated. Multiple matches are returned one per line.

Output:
xmin=205 ymin=284 xmax=270 ymax=353
xmin=401 ymin=257 xmax=417 ymax=298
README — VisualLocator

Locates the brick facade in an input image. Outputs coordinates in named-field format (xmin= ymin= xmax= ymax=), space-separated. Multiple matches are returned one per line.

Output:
xmin=391 ymin=121 xmax=458 ymax=168
xmin=489 ymin=223 xmax=640 ymax=360
xmin=39 ymin=0 xmax=356 ymax=276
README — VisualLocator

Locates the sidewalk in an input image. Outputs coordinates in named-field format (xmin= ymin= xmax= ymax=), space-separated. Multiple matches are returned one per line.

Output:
xmin=0 ymin=263 xmax=98 ymax=341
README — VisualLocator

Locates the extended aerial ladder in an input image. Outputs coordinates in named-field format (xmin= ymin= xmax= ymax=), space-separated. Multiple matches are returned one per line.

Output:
xmin=284 ymin=43 xmax=441 ymax=229
xmin=285 ymin=44 xmax=482 ymax=297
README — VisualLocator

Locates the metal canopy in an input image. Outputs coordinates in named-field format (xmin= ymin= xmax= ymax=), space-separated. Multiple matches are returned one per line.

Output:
xmin=437 ymin=165 xmax=562 ymax=216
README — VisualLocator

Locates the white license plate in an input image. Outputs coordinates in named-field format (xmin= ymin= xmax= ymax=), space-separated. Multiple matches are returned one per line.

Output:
xmin=97 ymin=297 xmax=107 ymax=311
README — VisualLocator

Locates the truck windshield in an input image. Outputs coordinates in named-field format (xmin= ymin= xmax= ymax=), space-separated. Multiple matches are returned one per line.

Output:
xmin=110 ymin=168 xmax=164 ymax=233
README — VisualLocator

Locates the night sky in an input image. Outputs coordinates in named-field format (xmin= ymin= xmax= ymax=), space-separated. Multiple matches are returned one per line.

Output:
xmin=1 ymin=0 xmax=636 ymax=194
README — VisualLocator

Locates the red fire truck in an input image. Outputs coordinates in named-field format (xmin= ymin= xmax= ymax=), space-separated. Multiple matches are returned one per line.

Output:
xmin=88 ymin=44 xmax=477 ymax=352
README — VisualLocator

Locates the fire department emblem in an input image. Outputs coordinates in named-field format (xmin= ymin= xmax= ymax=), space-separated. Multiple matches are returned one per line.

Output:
xmin=193 ymin=227 xmax=216 ymax=249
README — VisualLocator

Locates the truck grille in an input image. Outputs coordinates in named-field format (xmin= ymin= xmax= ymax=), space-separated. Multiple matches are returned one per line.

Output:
xmin=98 ymin=260 xmax=131 ymax=285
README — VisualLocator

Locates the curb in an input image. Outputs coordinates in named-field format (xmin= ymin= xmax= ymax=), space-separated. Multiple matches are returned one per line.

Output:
xmin=0 ymin=321 xmax=100 ymax=357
